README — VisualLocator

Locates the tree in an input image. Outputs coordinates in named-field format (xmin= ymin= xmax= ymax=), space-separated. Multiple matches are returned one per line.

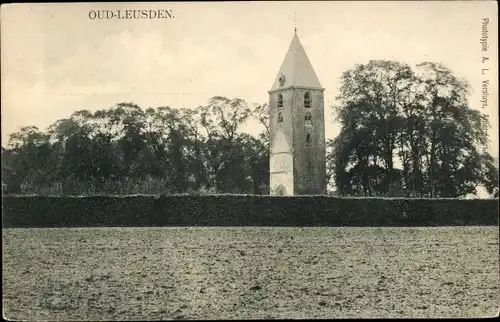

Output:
xmin=481 ymin=154 xmax=499 ymax=198
xmin=416 ymin=62 xmax=492 ymax=197
xmin=332 ymin=61 xmax=412 ymax=196
xmin=105 ymin=103 xmax=148 ymax=179
xmin=331 ymin=60 xmax=498 ymax=198
xmin=5 ymin=126 xmax=57 ymax=191
xmin=251 ymin=103 xmax=270 ymax=148
xmin=3 ymin=97 xmax=271 ymax=196
xmin=198 ymin=96 xmax=252 ymax=191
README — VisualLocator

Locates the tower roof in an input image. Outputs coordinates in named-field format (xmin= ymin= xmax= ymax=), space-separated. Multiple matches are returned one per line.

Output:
xmin=269 ymin=33 xmax=322 ymax=92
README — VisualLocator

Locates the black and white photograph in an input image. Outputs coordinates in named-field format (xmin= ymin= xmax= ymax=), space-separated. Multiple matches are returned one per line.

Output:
xmin=2 ymin=1 xmax=499 ymax=319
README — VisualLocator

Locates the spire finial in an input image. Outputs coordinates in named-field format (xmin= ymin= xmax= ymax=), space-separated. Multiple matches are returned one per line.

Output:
xmin=294 ymin=11 xmax=297 ymax=34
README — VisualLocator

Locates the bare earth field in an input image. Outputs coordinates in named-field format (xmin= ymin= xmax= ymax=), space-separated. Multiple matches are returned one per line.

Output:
xmin=3 ymin=227 xmax=499 ymax=320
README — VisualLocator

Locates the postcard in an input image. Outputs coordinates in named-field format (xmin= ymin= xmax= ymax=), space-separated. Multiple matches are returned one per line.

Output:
xmin=2 ymin=1 xmax=498 ymax=320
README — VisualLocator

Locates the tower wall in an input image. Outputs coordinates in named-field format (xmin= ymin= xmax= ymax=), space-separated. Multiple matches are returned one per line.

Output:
xmin=269 ymin=87 xmax=327 ymax=196
xmin=269 ymin=89 xmax=294 ymax=142
xmin=291 ymin=88 xmax=326 ymax=195
xmin=269 ymin=89 xmax=294 ymax=196
xmin=269 ymin=155 xmax=294 ymax=195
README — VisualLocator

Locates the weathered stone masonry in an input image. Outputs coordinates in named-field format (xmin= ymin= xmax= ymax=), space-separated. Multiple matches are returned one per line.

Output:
xmin=269 ymin=32 xmax=327 ymax=195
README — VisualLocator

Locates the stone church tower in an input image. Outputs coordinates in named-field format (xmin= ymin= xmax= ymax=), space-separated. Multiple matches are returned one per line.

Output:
xmin=269 ymin=31 xmax=327 ymax=196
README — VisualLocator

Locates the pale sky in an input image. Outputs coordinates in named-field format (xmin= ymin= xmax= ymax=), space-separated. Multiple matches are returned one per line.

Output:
xmin=1 ymin=1 xmax=498 ymax=162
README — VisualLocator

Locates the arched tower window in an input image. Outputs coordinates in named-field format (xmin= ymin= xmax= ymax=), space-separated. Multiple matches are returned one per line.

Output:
xmin=304 ymin=92 xmax=311 ymax=108
xmin=306 ymin=133 xmax=311 ymax=145
xmin=305 ymin=112 xmax=312 ymax=126
xmin=278 ymin=112 xmax=283 ymax=123
xmin=278 ymin=94 xmax=283 ymax=108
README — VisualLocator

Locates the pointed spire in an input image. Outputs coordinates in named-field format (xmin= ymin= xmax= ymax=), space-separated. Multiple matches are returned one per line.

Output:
xmin=269 ymin=32 xmax=322 ymax=91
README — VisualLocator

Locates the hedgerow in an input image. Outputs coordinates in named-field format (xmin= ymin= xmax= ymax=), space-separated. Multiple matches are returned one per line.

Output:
xmin=2 ymin=195 xmax=498 ymax=228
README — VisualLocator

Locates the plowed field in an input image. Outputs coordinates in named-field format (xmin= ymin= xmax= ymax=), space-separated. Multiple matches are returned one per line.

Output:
xmin=3 ymin=227 xmax=499 ymax=319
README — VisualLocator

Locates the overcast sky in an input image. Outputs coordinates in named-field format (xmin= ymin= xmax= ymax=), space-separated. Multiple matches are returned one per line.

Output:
xmin=1 ymin=1 xmax=498 ymax=160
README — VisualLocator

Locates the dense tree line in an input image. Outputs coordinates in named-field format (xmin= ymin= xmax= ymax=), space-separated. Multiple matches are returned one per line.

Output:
xmin=2 ymin=61 xmax=498 ymax=198
xmin=329 ymin=61 xmax=499 ymax=198
xmin=2 ymin=97 xmax=270 ymax=195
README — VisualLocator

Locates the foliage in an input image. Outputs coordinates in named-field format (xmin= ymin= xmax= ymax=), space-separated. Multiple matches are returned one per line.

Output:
xmin=2 ymin=61 xmax=498 ymax=199
xmin=2 ymin=195 xmax=498 ymax=228
xmin=2 ymin=97 xmax=269 ymax=196
xmin=331 ymin=60 xmax=499 ymax=198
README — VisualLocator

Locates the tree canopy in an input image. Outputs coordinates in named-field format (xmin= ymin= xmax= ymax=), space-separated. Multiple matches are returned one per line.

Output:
xmin=2 ymin=61 xmax=498 ymax=198
xmin=2 ymin=97 xmax=269 ymax=195
xmin=330 ymin=60 xmax=498 ymax=198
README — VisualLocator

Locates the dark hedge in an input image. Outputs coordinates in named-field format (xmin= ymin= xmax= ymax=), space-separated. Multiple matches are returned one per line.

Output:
xmin=2 ymin=195 xmax=499 ymax=228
